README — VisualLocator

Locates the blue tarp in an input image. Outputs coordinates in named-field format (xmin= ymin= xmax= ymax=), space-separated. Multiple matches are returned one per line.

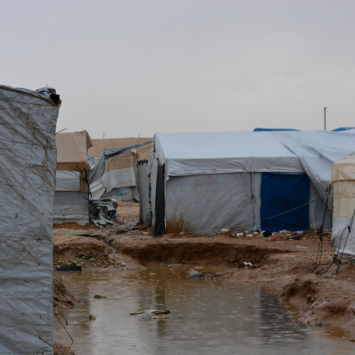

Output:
xmin=260 ymin=173 xmax=310 ymax=232
xmin=253 ymin=128 xmax=299 ymax=132
xmin=332 ymin=127 xmax=355 ymax=132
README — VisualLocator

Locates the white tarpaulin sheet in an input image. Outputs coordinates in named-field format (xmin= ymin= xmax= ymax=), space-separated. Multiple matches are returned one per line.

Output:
xmin=53 ymin=192 xmax=89 ymax=225
xmin=0 ymin=84 xmax=60 ymax=354
xmin=55 ymin=170 xmax=81 ymax=191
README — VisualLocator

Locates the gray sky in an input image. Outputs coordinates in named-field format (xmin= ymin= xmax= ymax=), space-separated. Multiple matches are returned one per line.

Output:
xmin=1 ymin=0 xmax=354 ymax=138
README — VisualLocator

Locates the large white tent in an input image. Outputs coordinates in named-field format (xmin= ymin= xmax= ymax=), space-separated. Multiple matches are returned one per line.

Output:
xmin=148 ymin=130 xmax=355 ymax=235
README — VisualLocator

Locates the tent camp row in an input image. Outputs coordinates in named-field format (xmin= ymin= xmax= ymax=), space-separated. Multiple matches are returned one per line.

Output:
xmin=54 ymin=133 xmax=152 ymax=226
xmin=142 ymin=130 xmax=355 ymax=239
xmin=89 ymin=141 xmax=152 ymax=202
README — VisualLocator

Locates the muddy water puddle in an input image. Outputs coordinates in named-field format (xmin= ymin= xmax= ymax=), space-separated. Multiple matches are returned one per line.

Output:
xmin=55 ymin=266 xmax=353 ymax=354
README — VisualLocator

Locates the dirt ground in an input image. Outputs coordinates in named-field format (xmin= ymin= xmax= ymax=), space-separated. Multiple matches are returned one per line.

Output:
xmin=54 ymin=201 xmax=355 ymax=344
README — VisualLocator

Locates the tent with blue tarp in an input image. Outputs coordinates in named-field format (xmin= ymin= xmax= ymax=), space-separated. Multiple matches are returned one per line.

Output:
xmin=147 ymin=130 xmax=355 ymax=235
xmin=332 ymin=127 xmax=355 ymax=132
xmin=253 ymin=128 xmax=299 ymax=132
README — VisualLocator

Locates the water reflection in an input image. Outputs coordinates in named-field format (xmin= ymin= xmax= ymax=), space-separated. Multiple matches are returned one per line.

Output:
xmin=54 ymin=267 xmax=353 ymax=355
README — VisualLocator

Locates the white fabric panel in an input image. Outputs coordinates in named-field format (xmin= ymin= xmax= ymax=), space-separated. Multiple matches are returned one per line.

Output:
xmin=55 ymin=170 xmax=81 ymax=191
xmin=102 ymin=167 xmax=136 ymax=192
xmin=90 ymin=179 xmax=105 ymax=200
xmin=53 ymin=192 xmax=89 ymax=225
xmin=0 ymin=85 xmax=59 ymax=354
xmin=166 ymin=173 xmax=253 ymax=234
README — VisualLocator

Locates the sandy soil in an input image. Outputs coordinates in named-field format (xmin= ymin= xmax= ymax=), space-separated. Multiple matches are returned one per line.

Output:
xmin=53 ymin=342 xmax=76 ymax=355
xmin=54 ymin=202 xmax=355 ymax=342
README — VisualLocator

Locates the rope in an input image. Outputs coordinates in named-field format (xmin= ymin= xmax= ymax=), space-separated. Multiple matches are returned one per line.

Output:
xmin=185 ymin=197 xmax=320 ymax=235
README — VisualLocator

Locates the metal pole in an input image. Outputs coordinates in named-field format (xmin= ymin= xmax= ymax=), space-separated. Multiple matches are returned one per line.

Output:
xmin=324 ymin=107 xmax=327 ymax=131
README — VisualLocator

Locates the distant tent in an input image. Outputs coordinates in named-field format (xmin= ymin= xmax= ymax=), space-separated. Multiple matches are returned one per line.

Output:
xmin=332 ymin=127 xmax=355 ymax=132
xmin=54 ymin=131 xmax=92 ymax=225
xmin=89 ymin=142 xmax=152 ymax=202
xmin=253 ymin=128 xmax=299 ymax=132
xmin=88 ymin=137 xmax=152 ymax=158
xmin=330 ymin=151 xmax=355 ymax=258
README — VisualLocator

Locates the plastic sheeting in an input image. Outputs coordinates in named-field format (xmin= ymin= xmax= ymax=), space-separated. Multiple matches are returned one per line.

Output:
xmin=166 ymin=173 xmax=253 ymax=234
xmin=150 ymin=132 xmax=303 ymax=179
xmin=138 ymin=161 xmax=151 ymax=225
xmin=56 ymin=170 xmax=81 ymax=191
xmin=53 ymin=192 xmax=89 ymax=225
xmin=272 ymin=130 xmax=355 ymax=201
xmin=150 ymin=130 xmax=355 ymax=203
xmin=0 ymin=84 xmax=60 ymax=354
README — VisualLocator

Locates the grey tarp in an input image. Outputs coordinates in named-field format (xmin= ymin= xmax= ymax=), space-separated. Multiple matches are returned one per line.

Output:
xmin=89 ymin=142 xmax=152 ymax=184
xmin=53 ymin=192 xmax=89 ymax=225
xmin=0 ymin=84 xmax=60 ymax=354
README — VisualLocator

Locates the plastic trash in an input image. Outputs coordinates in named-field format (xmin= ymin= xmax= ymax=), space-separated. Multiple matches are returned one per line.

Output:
xmin=296 ymin=246 xmax=307 ymax=248
xmin=263 ymin=231 xmax=272 ymax=237
xmin=296 ymin=231 xmax=303 ymax=235
xmin=221 ymin=228 xmax=229 ymax=232
xmin=243 ymin=262 xmax=253 ymax=266
xmin=270 ymin=237 xmax=276 ymax=242
xmin=246 ymin=234 xmax=253 ymax=237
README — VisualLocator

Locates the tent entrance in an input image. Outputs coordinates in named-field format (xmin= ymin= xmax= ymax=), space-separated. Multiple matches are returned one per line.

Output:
xmin=260 ymin=173 xmax=310 ymax=232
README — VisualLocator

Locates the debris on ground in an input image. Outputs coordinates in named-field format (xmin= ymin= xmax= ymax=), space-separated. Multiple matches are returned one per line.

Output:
xmin=89 ymin=199 xmax=118 ymax=228
xmin=94 ymin=295 xmax=107 ymax=299
xmin=130 ymin=310 xmax=172 ymax=316
xmin=189 ymin=272 xmax=219 ymax=279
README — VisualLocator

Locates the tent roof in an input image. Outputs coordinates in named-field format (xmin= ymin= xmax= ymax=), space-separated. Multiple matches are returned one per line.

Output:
xmin=88 ymin=138 xmax=152 ymax=158
xmin=152 ymin=131 xmax=303 ymax=178
xmin=56 ymin=130 xmax=93 ymax=171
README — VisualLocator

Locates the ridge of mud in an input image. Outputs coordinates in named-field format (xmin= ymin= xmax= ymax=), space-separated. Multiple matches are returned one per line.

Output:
xmin=115 ymin=241 xmax=291 ymax=267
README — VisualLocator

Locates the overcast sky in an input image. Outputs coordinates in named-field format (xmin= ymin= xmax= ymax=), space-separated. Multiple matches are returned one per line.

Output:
xmin=1 ymin=0 xmax=354 ymax=138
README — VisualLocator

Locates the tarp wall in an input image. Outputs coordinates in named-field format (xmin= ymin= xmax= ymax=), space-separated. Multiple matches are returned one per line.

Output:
xmin=0 ymin=84 xmax=60 ymax=354
xmin=53 ymin=192 xmax=89 ymax=225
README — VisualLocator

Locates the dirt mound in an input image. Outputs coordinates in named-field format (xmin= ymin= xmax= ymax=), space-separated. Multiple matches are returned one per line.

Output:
xmin=54 ymin=236 xmax=110 ymax=263
xmin=54 ymin=222 xmax=100 ymax=230
xmin=54 ymin=342 xmax=76 ymax=355
xmin=281 ymin=279 xmax=316 ymax=302
xmin=53 ymin=275 xmax=79 ymax=313
xmin=119 ymin=242 xmax=286 ymax=266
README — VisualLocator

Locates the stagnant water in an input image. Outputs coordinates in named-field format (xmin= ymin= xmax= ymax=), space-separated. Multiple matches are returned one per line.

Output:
xmin=54 ymin=266 xmax=353 ymax=354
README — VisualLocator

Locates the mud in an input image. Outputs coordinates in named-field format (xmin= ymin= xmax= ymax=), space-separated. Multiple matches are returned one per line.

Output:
xmin=53 ymin=342 xmax=76 ymax=355
xmin=53 ymin=275 xmax=80 ymax=313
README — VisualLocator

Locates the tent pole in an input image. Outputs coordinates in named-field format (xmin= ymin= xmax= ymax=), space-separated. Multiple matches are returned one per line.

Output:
xmin=324 ymin=107 xmax=327 ymax=131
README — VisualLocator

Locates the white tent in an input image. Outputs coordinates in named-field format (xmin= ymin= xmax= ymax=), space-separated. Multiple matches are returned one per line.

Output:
xmin=330 ymin=151 xmax=355 ymax=258
xmin=148 ymin=130 xmax=355 ymax=235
